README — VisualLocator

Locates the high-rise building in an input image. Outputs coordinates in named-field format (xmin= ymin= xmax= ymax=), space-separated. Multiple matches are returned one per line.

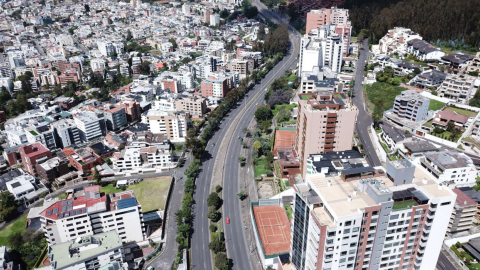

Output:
xmin=299 ymin=25 xmax=344 ymax=74
xmin=144 ymin=110 xmax=189 ymax=142
xmin=51 ymin=119 xmax=82 ymax=148
xmin=291 ymin=159 xmax=456 ymax=270
xmin=295 ymin=93 xmax=358 ymax=178
xmin=103 ymin=105 xmax=127 ymax=131
xmin=117 ymin=98 xmax=141 ymax=122
xmin=40 ymin=186 xmax=145 ymax=245
xmin=420 ymin=151 xmax=477 ymax=186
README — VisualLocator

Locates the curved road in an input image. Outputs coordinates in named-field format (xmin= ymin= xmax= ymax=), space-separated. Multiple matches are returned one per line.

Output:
xmin=190 ymin=5 xmax=301 ymax=270
xmin=222 ymin=1 xmax=301 ymax=270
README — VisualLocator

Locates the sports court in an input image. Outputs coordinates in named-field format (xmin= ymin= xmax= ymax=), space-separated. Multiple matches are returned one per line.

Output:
xmin=253 ymin=205 xmax=291 ymax=256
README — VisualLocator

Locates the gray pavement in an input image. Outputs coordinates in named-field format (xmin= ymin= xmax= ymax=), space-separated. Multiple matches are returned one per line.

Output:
xmin=352 ymin=40 xmax=382 ymax=167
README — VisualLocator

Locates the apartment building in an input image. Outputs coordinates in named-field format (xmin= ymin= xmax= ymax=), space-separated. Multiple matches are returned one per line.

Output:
xmin=24 ymin=123 xmax=57 ymax=150
xmin=375 ymin=28 xmax=422 ymax=56
xmin=420 ymin=151 xmax=477 ymax=186
xmin=201 ymin=76 xmax=229 ymax=98
xmin=51 ymin=119 xmax=82 ymax=148
xmin=392 ymin=90 xmax=430 ymax=122
xmin=65 ymin=147 xmax=102 ymax=174
xmin=174 ymin=96 xmax=207 ymax=118
xmin=291 ymin=159 xmax=456 ymax=270
xmin=103 ymin=106 xmax=127 ymax=131
xmin=437 ymin=74 xmax=479 ymax=104
xmin=295 ymin=93 xmax=358 ymax=177
xmin=412 ymin=70 xmax=447 ymax=89
xmin=117 ymin=98 xmax=141 ymax=122
xmin=36 ymin=157 xmax=69 ymax=183
xmin=145 ymin=110 xmax=188 ymax=142
xmin=47 ymin=231 xmax=124 ymax=270
xmin=440 ymin=53 xmax=474 ymax=73
xmin=111 ymin=144 xmax=174 ymax=173
xmin=448 ymin=187 xmax=477 ymax=234
xmin=305 ymin=8 xmax=351 ymax=57
xmin=74 ymin=112 xmax=107 ymax=142
xmin=40 ymin=185 xmax=145 ymax=245
xmin=299 ymin=24 xmax=344 ymax=74
xmin=56 ymin=72 xmax=80 ymax=86
xmin=19 ymin=142 xmax=52 ymax=175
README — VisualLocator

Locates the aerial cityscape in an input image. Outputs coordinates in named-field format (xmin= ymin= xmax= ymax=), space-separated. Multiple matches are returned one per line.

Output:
xmin=0 ymin=0 xmax=479 ymax=270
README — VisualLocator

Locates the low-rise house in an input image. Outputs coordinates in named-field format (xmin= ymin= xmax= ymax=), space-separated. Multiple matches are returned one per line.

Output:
xmin=394 ymin=61 xmax=420 ymax=76
xmin=402 ymin=140 xmax=438 ymax=160
xmin=458 ymin=186 xmax=480 ymax=221
xmin=406 ymin=39 xmax=445 ymax=61
xmin=64 ymin=147 xmax=102 ymax=175
xmin=36 ymin=157 xmax=70 ymax=183
xmin=412 ymin=69 xmax=447 ymax=89
xmin=440 ymin=53 xmax=474 ymax=73
xmin=432 ymin=109 xmax=476 ymax=129
xmin=380 ymin=123 xmax=413 ymax=151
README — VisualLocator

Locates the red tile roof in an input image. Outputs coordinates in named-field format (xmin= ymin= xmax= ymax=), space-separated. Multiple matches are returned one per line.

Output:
xmin=453 ymin=187 xmax=477 ymax=207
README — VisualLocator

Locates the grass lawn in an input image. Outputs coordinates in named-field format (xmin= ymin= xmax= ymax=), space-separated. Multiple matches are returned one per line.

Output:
xmin=392 ymin=200 xmax=418 ymax=211
xmin=380 ymin=142 xmax=390 ymax=153
xmin=274 ymin=161 xmax=281 ymax=178
xmin=284 ymin=204 xmax=293 ymax=220
xmin=375 ymin=128 xmax=382 ymax=133
xmin=423 ymin=119 xmax=433 ymax=128
xmin=388 ymin=155 xmax=399 ymax=161
xmin=300 ymin=94 xmax=314 ymax=100
xmin=0 ymin=214 xmax=27 ymax=246
xmin=333 ymin=93 xmax=345 ymax=99
xmin=404 ymin=58 xmax=427 ymax=67
xmin=128 ymin=177 xmax=171 ymax=212
xmin=55 ymin=193 xmax=68 ymax=199
xmin=428 ymin=99 xmax=446 ymax=111
xmin=254 ymin=157 xmax=269 ymax=178
xmin=150 ymin=50 xmax=163 ymax=56
xmin=99 ymin=177 xmax=172 ymax=212
xmin=444 ymin=106 xmax=477 ymax=117
xmin=365 ymin=82 xmax=407 ymax=113
xmin=432 ymin=130 xmax=461 ymax=141
xmin=286 ymin=73 xmax=297 ymax=82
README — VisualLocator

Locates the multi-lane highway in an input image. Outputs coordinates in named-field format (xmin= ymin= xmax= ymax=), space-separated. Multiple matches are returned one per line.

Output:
xmin=190 ymin=4 xmax=301 ymax=269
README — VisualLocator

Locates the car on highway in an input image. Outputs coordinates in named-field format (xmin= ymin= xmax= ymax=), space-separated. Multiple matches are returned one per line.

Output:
xmin=212 ymin=143 xmax=215 ymax=146
xmin=226 ymin=217 xmax=230 ymax=224
xmin=146 ymin=267 xmax=154 ymax=270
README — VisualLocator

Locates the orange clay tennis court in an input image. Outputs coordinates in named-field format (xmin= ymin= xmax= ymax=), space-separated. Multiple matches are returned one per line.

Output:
xmin=253 ymin=205 xmax=291 ymax=256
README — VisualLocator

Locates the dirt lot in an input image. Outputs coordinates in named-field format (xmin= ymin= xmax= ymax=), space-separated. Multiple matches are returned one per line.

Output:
xmin=257 ymin=181 xmax=275 ymax=199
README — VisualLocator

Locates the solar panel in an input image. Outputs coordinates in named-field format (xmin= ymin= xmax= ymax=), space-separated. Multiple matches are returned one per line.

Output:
xmin=68 ymin=199 xmax=74 ymax=204
xmin=67 ymin=205 xmax=73 ymax=211
xmin=53 ymin=208 xmax=58 ymax=215
xmin=70 ymin=211 xmax=76 ymax=216
xmin=47 ymin=210 xmax=52 ymax=216
xmin=62 ymin=201 xmax=68 ymax=206
xmin=64 ymin=212 xmax=70 ymax=217
xmin=117 ymin=197 xmax=137 ymax=210
xmin=76 ymin=210 xmax=82 ymax=215
xmin=58 ymin=213 xmax=63 ymax=218
xmin=62 ymin=206 xmax=67 ymax=212
xmin=82 ymin=209 xmax=87 ymax=214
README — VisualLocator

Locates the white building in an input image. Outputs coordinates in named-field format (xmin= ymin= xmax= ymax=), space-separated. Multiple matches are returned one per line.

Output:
xmin=47 ymin=231 xmax=124 ymax=270
xmin=51 ymin=119 xmax=82 ymax=148
xmin=40 ymin=186 xmax=145 ymax=245
xmin=144 ymin=110 xmax=188 ymax=142
xmin=111 ymin=144 xmax=175 ymax=173
xmin=73 ymin=111 xmax=106 ymax=142
xmin=55 ymin=34 xmax=75 ymax=46
xmin=299 ymin=25 xmax=344 ymax=74
xmin=210 ymin=14 xmax=220 ymax=26
xmin=374 ymin=27 xmax=422 ymax=56
xmin=182 ymin=4 xmax=190 ymax=15
xmin=291 ymin=159 xmax=456 ymax=270
xmin=420 ymin=151 xmax=478 ymax=186
xmin=406 ymin=39 xmax=445 ymax=61
xmin=6 ymin=174 xmax=36 ymax=200
xmin=0 ymin=77 xmax=12 ymax=92
xmin=97 ymin=40 xmax=123 ymax=57
xmin=91 ymin=58 xmax=106 ymax=71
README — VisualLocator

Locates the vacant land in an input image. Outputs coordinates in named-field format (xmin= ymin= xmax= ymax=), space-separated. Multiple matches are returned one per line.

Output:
xmin=257 ymin=181 xmax=275 ymax=199
xmin=365 ymin=82 xmax=407 ymax=112
xmin=129 ymin=177 xmax=171 ymax=212
xmin=254 ymin=157 xmax=269 ymax=178
xmin=0 ymin=214 xmax=27 ymax=246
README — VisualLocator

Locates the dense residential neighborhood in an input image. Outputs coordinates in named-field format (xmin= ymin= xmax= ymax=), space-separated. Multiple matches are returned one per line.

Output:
xmin=0 ymin=0 xmax=478 ymax=270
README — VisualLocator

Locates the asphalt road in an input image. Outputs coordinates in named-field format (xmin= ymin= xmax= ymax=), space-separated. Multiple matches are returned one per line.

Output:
xmin=221 ymin=1 xmax=301 ymax=269
xmin=190 ymin=8 xmax=300 ymax=270
xmin=351 ymin=40 xmax=382 ymax=167
xmin=436 ymin=250 xmax=457 ymax=270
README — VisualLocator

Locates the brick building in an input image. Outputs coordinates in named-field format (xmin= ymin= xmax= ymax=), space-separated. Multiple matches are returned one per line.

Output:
xmin=19 ymin=142 xmax=52 ymax=175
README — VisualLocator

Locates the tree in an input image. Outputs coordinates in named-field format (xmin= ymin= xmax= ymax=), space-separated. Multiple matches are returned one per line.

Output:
xmin=139 ymin=61 xmax=151 ymax=75
xmin=237 ymin=190 xmax=246 ymax=200
xmin=68 ymin=28 xmax=74 ymax=35
xmin=253 ymin=141 xmax=262 ymax=153
xmin=207 ymin=192 xmax=222 ymax=210
xmin=266 ymin=152 xmax=274 ymax=164
xmin=433 ymin=126 xmax=444 ymax=134
xmin=277 ymin=109 xmax=291 ymax=123
xmin=169 ymin=38 xmax=178 ymax=49
xmin=94 ymin=167 xmax=102 ymax=185
xmin=215 ymin=185 xmax=223 ymax=193
xmin=447 ymin=121 xmax=456 ymax=132
xmin=238 ymin=156 xmax=246 ymax=166
xmin=209 ymin=238 xmax=226 ymax=253
xmin=210 ymin=224 xmax=218 ymax=232
xmin=126 ymin=29 xmax=132 ymax=41
xmin=255 ymin=105 xmax=273 ymax=122
xmin=214 ymin=252 xmax=229 ymax=269
xmin=0 ymin=192 xmax=16 ymax=222
xmin=207 ymin=206 xmax=221 ymax=222
xmin=84 ymin=4 xmax=90 ymax=12
xmin=9 ymin=233 xmax=23 ymax=250
xmin=257 ymin=24 xmax=266 ymax=40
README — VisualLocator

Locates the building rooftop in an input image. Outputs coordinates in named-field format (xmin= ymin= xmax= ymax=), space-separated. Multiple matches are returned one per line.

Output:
xmin=424 ymin=151 xmax=474 ymax=169
xmin=49 ymin=231 xmax=122 ymax=270
xmin=403 ymin=140 xmax=438 ymax=153
xmin=452 ymin=187 xmax=477 ymax=207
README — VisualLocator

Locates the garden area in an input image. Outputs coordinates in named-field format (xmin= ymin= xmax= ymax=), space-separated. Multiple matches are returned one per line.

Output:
xmin=431 ymin=122 xmax=464 ymax=142
xmin=444 ymin=106 xmax=478 ymax=117
xmin=254 ymin=156 xmax=273 ymax=178
xmin=451 ymin=242 xmax=480 ymax=270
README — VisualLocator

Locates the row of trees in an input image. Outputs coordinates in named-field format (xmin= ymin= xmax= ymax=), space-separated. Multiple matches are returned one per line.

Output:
xmin=346 ymin=0 xmax=480 ymax=48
